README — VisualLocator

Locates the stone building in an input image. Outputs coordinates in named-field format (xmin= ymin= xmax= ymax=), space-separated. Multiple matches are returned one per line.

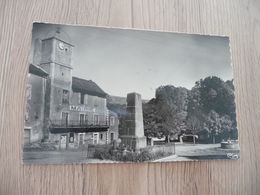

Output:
xmin=24 ymin=29 xmax=119 ymax=149
xmin=24 ymin=64 xmax=49 ymax=144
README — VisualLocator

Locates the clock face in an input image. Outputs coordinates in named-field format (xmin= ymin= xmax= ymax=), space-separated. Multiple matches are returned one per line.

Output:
xmin=58 ymin=42 xmax=64 ymax=50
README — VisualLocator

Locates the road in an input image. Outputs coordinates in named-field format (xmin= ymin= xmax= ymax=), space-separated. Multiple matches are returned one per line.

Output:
xmin=23 ymin=150 xmax=114 ymax=164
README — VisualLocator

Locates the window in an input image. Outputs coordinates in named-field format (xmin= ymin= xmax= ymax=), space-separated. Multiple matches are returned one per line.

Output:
xmin=62 ymin=89 xmax=69 ymax=104
xmin=110 ymin=116 xmax=115 ymax=126
xmin=100 ymin=133 xmax=103 ymax=140
xmin=110 ymin=133 xmax=114 ymax=142
xmin=94 ymin=115 xmax=99 ymax=125
xmin=80 ymin=114 xmax=85 ymax=125
xmin=93 ymin=133 xmax=99 ymax=144
xmin=80 ymin=93 xmax=84 ymax=104
xmin=84 ymin=114 xmax=88 ymax=124
xmin=80 ymin=114 xmax=88 ymax=125
xmin=61 ymin=112 xmax=69 ymax=126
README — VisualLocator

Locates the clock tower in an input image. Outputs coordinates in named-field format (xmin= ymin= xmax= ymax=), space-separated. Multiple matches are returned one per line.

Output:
xmin=39 ymin=28 xmax=74 ymax=140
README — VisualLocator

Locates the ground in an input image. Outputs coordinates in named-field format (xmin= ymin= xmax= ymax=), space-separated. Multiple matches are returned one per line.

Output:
xmin=154 ymin=143 xmax=240 ymax=162
xmin=23 ymin=150 xmax=114 ymax=164
xmin=23 ymin=143 xmax=240 ymax=164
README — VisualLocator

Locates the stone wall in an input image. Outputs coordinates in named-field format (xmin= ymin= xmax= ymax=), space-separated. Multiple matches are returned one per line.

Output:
xmin=25 ymin=74 xmax=46 ymax=143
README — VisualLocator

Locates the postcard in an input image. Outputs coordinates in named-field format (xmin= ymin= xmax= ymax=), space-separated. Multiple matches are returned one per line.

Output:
xmin=23 ymin=22 xmax=239 ymax=164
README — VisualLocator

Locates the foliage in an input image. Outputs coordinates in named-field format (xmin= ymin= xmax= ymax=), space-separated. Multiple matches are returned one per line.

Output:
xmin=143 ymin=86 xmax=188 ymax=138
xmin=142 ymin=76 xmax=238 ymax=143
xmin=93 ymin=146 xmax=172 ymax=162
xmin=93 ymin=146 xmax=113 ymax=160
xmin=194 ymin=76 xmax=236 ymax=120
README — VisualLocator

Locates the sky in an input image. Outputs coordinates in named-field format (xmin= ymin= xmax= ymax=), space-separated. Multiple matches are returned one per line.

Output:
xmin=31 ymin=23 xmax=233 ymax=100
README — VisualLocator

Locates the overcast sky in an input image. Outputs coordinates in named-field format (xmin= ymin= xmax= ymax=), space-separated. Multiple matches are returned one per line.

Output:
xmin=31 ymin=23 xmax=232 ymax=100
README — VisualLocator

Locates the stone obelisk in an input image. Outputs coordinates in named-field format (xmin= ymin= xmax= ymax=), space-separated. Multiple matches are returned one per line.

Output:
xmin=120 ymin=92 xmax=147 ymax=151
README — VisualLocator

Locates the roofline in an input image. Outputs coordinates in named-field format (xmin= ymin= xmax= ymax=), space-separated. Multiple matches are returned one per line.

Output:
xmin=72 ymin=76 xmax=107 ymax=98
xmin=41 ymin=37 xmax=74 ymax=47
xmin=72 ymin=88 xmax=107 ymax=98
xmin=29 ymin=64 xmax=49 ymax=78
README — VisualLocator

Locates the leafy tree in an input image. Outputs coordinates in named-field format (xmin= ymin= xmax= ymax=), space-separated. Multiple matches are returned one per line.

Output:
xmin=155 ymin=86 xmax=188 ymax=138
xmin=203 ymin=110 xmax=221 ymax=143
xmin=186 ymin=86 xmax=205 ymax=133
xmin=186 ymin=115 xmax=203 ymax=133
xmin=196 ymin=76 xmax=236 ymax=118
xmin=186 ymin=76 xmax=237 ymax=143
xmin=143 ymin=99 xmax=164 ymax=138
xmin=220 ymin=115 xmax=232 ymax=140
xmin=143 ymin=85 xmax=188 ymax=139
xmin=113 ymin=76 xmax=238 ymax=144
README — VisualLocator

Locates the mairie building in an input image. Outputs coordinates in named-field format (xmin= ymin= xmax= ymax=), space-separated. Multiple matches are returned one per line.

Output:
xmin=24 ymin=29 xmax=119 ymax=149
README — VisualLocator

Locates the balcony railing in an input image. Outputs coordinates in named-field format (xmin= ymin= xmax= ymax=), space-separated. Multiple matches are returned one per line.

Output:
xmin=50 ymin=119 xmax=110 ymax=128
xmin=49 ymin=119 xmax=110 ymax=133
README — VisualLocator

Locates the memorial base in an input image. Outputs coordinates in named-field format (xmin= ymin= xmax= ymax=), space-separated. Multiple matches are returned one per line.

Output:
xmin=120 ymin=135 xmax=147 ymax=151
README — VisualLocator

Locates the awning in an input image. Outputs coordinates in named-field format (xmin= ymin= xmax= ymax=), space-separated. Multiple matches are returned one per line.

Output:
xmin=29 ymin=64 xmax=49 ymax=78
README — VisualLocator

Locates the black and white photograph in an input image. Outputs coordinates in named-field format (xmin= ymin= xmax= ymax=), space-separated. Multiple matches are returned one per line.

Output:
xmin=23 ymin=22 xmax=239 ymax=164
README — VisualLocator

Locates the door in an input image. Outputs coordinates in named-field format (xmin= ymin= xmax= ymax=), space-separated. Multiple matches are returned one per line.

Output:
xmin=60 ymin=135 xmax=67 ymax=149
xmin=24 ymin=128 xmax=30 ymax=145
xmin=79 ymin=133 xmax=85 ymax=146
xmin=69 ymin=132 xmax=74 ymax=143
xmin=61 ymin=112 xmax=69 ymax=126
xmin=93 ymin=133 xmax=99 ymax=144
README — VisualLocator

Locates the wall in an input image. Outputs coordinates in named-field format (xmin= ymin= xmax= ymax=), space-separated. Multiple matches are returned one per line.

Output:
xmin=41 ymin=39 xmax=53 ymax=64
xmin=54 ymin=39 xmax=73 ymax=67
xmin=0 ymin=0 xmax=260 ymax=194
xmin=69 ymin=93 xmax=108 ymax=123
xmin=25 ymin=74 xmax=45 ymax=142
xmin=107 ymin=115 xmax=119 ymax=144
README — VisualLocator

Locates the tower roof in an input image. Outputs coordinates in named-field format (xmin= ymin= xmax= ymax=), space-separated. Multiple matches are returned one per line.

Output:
xmin=43 ymin=27 xmax=73 ymax=46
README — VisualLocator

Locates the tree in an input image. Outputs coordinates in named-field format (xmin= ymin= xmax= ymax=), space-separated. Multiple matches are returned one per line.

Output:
xmin=140 ymin=76 xmax=237 ymax=144
xmin=203 ymin=111 xmax=234 ymax=143
xmin=143 ymin=99 xmax=164 ymax=138
xmin=204 ymin=110 xmax=221 ymax=144
xmin=186 ymin=77 xmax=237 ymax=143
xmin=196 ymin=76 xmax=236 ymax=117
xmin=155 ymin=85 xmax=188 ymax=137
xmin=186 ymin=115 xmax=203 ymax=133
xmin=143 ymin=85 xmax=189 ymax=139
xmin=220 ymin=115 xmax=233 ymax=141
xmin=186 ymin=86 xmax=205 ymax=134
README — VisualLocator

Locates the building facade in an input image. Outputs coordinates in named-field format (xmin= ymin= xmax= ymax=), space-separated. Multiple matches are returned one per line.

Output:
xmin=24 ymin=64 xmax=48 ymax=144
xmin=24 ymin=29 xmax=119 ymax=149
